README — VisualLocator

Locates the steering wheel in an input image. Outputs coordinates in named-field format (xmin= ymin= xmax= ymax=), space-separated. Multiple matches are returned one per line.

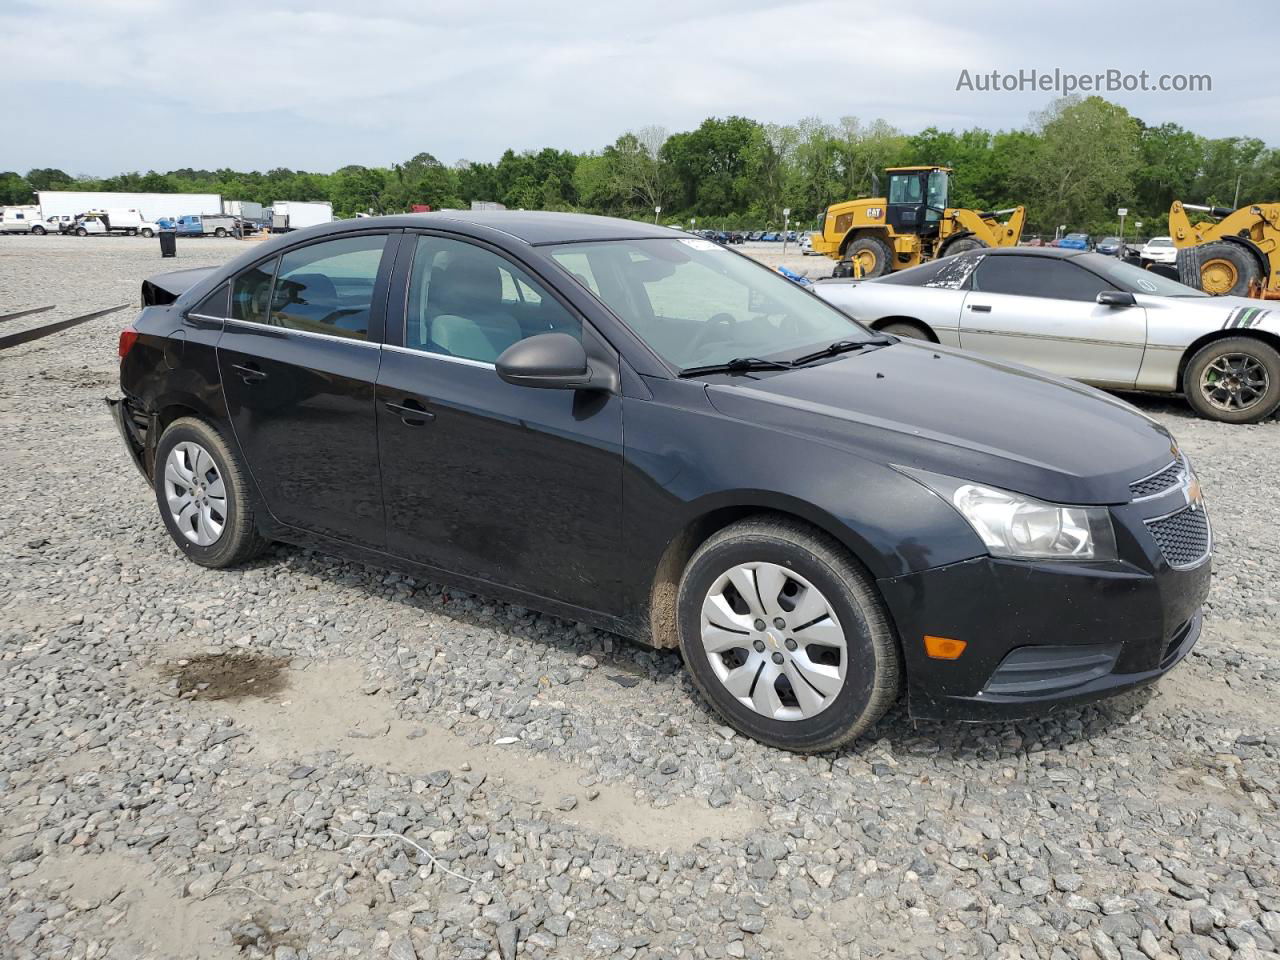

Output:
xmin=688 ymin=312 xmax=741 ymax=357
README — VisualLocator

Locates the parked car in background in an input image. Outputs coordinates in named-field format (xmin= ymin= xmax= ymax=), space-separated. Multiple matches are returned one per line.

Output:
xmin=813 ymin=246 xmax=1280 ymax=422
xmin=72 ymin=208 xmax=159 ymax=237
xmin=799 ymin=233 xmax=815 ymax=254
xmin=761 ymin=232 xmax=779 ymax=241
xmin=1095 ymin=237 xmax=1122 ymax=255
xmin=46 ymin=215 xmax=75 ymax=234
xmin=748 ymin=231 xmax=764 ymax=241
xmin=0 ymin=205 xmax=49 ymax=234
xmin=167 ymin=214 xmax=239 ymax=237
xmin=1058 ymin=233 xmax=1091 ymax=251
xmin=111 ymin=211 xmax=1209 ymax=751
xmin=1140 ymin=236 xmax=1178 ymax=266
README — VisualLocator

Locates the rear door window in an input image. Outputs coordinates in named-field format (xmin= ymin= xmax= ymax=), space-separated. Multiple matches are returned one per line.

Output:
xmin=268 ymin=234 xmax=388 ymax=341
xmin=232 ymin=257 xmax=278 ymax=325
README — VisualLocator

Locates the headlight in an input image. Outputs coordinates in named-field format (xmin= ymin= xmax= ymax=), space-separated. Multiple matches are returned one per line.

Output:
xmin=906 ymin=470 xmax=1117 ymax=561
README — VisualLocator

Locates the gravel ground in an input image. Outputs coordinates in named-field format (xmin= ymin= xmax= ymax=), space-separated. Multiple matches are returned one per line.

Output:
xmin=1 ymin=234 xmax=1278 ymax=960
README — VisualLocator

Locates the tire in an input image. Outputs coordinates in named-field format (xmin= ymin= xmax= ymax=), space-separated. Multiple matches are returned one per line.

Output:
xmin=1182 ymin=336 xmax=1280 ymax=424
xmin=75 ymin=227 xmax=87 ymax=237
xmin=676 ymin=516 xmax=901 ymax=752
xmin=31 ymin=225 xmax=46 ymax=236
xmin=141 ymin=228 xmax=154 ymax=238
xmin=1179 ymin=242 xmax=1261 ymax=296
xmin=878 ymin=319 xmax=931 ymax=341
xmin=941 ymin=236 xmax=986 ymax=257
xmin=214 ymin=227 xmax=227 ymax=238
xmin=843 ymin=235 xmax=893 ymax=279
xmin=153 ymin=417 xmax=270 ymax=568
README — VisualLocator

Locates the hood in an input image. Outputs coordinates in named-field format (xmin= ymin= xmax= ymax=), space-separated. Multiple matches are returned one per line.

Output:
xmin=704 ymin=340 xmax=1177 ymax=505
xmin=141 ymin=266 xmax=220 ymax=306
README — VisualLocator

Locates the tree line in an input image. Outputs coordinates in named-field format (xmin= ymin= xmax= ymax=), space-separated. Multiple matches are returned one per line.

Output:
xmin=3 ymin=96 xmax=1276 ymax=237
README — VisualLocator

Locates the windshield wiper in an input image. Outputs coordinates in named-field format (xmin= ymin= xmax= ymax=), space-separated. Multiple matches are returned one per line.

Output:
xmin=789 ymin=337 xmax=893 ymax=366
xmin=679 ymin=357 xmax=795 ymax=377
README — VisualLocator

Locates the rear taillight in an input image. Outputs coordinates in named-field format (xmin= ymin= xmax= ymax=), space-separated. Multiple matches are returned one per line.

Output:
xmin=118 ymin=328 xmax=139 ymax=359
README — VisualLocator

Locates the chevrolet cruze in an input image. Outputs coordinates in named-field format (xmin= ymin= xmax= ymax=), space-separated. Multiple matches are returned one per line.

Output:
xmin=111 ymin=212 xmax=1211 ymax=751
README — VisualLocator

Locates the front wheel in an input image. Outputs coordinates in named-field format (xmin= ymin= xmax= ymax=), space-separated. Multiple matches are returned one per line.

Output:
xmin=1183 ymin=337 xmax=1280 ymax=423
xmin=843 ymin=235 xmax=893 ymax=279
xmin=75 ymin=227 xmax=87 ymax=237
xmin=153 ymin=417 xmax=269 ymax=567
xmin=677 ymin=517 xmax=901 ymax=752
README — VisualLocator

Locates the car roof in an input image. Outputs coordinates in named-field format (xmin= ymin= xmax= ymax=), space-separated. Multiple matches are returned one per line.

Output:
xmin=979 ymin=246 xmax=1088 ymax=259
xmin=291 ymin=210 xmax=684 ymax=246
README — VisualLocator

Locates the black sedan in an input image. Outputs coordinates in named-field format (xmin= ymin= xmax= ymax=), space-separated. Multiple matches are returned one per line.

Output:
xmin=111 ymin=212 xmax=1210 ymax=751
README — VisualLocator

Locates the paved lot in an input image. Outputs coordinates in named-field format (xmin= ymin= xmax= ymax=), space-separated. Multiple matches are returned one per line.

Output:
xmin=1 ymin=235 xmax=1278 ymax=960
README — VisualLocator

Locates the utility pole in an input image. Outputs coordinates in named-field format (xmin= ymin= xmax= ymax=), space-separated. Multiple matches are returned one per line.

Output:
xmin=654 ymin=205 xmax=661 ymax=225
xmin=781 ymin=208 xmax=791 ymax=255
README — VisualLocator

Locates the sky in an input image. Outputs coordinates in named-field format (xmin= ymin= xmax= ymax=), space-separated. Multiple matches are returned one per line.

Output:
xmin=2 ymin=0 xmax=1274 ymax=176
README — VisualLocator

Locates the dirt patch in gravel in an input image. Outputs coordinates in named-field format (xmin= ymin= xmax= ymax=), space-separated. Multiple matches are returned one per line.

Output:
xmin=162 ymin=653 xmax=290 ymax=701
xmin=17 ymin=851 xmax=241 ymax=960
xmin=197 ymin=659 xmax=762 ymax=852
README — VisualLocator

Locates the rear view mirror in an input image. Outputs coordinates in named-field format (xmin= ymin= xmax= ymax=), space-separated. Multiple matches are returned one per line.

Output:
xmin=1097 ymin=290 xmax=1137 ymax=307
xmin=496 ymin=333 xmax=592 ymax=389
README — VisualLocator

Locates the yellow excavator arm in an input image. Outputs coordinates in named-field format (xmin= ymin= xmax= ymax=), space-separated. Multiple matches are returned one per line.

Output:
xmin=949 ymin=206 xmax=1025 ymax=248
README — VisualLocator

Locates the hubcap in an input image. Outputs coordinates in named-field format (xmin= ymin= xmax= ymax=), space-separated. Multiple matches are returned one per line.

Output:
xmin=163 ymin=441 xmax=227 ymax=546
xmin=1200 ymin=352 xmax=1269 ymax=412
xmin=699 ymin=562 xmax=847 ymax=722
xmin=1200 ymin=258 xmax=1238 ymax=295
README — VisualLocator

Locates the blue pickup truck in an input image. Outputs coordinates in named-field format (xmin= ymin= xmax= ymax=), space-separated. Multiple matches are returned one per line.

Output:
xmin=156 ymin=214 xmax=239 ymax=237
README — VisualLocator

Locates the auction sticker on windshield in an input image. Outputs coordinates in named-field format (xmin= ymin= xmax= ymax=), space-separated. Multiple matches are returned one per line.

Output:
xmin=680 ymin=238 xmax=724 ymax=251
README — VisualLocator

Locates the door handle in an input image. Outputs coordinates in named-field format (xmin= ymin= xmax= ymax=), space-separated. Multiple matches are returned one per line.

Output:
xmin=967 ymin=304 xmax=992 ymax=313
xmin=384 ymin=399 xmax=435 ymax=425
xmin=231 ymin=362 xmax=267 ymax=383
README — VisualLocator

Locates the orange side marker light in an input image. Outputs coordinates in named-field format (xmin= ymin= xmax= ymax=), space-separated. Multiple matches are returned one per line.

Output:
xmin=924 ymin=635 xmax=967 ymax=660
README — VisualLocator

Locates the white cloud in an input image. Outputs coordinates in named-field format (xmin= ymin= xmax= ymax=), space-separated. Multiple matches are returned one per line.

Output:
xmin=1 ymin=0 xmax=1273 ymax=173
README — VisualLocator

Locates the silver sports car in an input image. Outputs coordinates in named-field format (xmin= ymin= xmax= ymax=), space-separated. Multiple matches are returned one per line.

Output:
xmin=813 ymin=247 xmax=1280 ymax=423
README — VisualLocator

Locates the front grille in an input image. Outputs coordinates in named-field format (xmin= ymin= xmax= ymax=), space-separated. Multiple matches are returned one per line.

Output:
xmin=1130 ymin=460 xmax=1183 ymax=499
xmin=1146 ymin=506 xmax=1210 ymax=568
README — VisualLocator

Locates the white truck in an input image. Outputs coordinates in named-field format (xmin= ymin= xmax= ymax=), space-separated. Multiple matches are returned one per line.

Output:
xmin=271 ymin=200 xmax=333 ymax=232
xmin=224 ymin=200 xmax=265 ymax=224
xmin=0 ymin=205 xmax=50 ymax=234
xmin=72 ymin=208 xmax=160 ymax=237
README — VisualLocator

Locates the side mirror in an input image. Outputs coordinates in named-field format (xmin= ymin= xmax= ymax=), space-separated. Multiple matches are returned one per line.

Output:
xmin=1097 ymin=290 xmax=1137 ymax=307
xmin=496 ymin=333 xmax=593 ymax=390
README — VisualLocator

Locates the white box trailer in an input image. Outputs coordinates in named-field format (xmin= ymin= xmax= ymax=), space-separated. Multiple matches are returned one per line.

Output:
xmin=224 ymin=200 xmax=264 ymax=223
xmin=271 ymin=200 xmax=333 ymax=232
xmin=37 ymin=191 xmax=223 ymax=223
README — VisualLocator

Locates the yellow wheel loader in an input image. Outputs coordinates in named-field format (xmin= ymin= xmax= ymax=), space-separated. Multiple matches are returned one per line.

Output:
xmin=1169 ymin=200 xmax=1280 ymax=298
xmin=809 ymin=166 xmax=1025 ymax=278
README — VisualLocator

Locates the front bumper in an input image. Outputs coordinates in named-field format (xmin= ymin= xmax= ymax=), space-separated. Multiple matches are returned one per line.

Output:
xmin=879 ymin=531 xmax=1210 ymax=722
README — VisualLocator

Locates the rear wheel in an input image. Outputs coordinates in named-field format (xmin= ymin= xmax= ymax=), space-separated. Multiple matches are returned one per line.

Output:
xmin=214 ymin=227 xmax=227 ymax=238
xmin=677 ymin=517 xmax=901 ymax=752
xmin=844 ymin=235 xmax=893 ymax=279
xmin=141 ymin=228 xmax=154 ymax=238
xmin=154 ymin=418 xmax=270 ymax=567
xmin=1183 ymin=337 xmax=1280 ymax=423
xmin=878 ymin=319 xmax=931 ymax=341
xmin=31 ymin=225 xmax=46 ymax=236
xmin=942 ymin=236 xmax=986 ymax=257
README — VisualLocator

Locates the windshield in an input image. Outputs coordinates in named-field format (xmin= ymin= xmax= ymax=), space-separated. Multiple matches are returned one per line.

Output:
xmin=547 ymin=238 xmax=871 ymax=370
xmin=1146 ymin=237 xmax=1173 ymax=247
xmin=1077 ymin=253 xmax=1207 ymax=297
